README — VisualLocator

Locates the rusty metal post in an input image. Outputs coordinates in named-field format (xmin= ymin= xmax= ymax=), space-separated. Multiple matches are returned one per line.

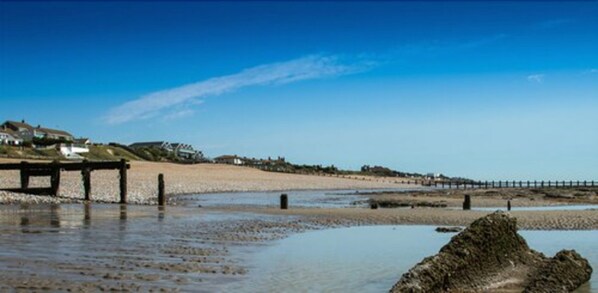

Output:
xmin=507 ymin=200 xmax=511 ymax=211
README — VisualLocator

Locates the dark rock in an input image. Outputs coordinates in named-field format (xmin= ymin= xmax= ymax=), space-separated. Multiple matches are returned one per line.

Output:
xmin=390 ymin=211 xmax=592 ymax=292
xmin=391 ymin=211 xmax=541 ymax=292
xmin=524 ymin=250 xmax=593 ymax=293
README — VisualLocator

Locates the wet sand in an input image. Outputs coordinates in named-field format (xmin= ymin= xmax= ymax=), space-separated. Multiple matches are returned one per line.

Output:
xmin=0 ymin=196 xmax=596 ymax=291
xmin=364 ymin=187 xmax=598 ymax=208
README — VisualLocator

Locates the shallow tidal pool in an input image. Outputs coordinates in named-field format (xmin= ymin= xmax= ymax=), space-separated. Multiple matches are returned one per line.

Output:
xmin=226 ymin=225 xmax=598 ymax=292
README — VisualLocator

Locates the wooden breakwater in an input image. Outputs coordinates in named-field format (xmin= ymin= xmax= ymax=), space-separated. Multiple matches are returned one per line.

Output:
xmin=404 ymin=180 xmax=596 ymax=189
xmin=0 ymin=159 xmax=130 ymax=202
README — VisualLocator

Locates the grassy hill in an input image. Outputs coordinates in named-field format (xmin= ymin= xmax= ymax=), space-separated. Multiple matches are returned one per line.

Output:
xmin=80 ymin=145 xmax=144 ymax=161
xmin=0 ymin=145 xmax=62 ymax=160
xmin=0 ymin=144 xmax=144 ymax=161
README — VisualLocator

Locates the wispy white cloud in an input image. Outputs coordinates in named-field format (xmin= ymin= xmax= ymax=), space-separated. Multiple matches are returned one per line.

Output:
xmin=527 ymin=74 xmax=545 ymax=83
xmin=104 ymin=55 xmax=371 ymax=124
xmin=583 ymin=69 xmax=598 ymax=74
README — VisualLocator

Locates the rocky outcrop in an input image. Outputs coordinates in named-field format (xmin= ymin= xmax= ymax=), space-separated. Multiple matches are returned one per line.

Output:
xmin=390 ymin=211 xmax=592 ymax=292
xmin=524 ymin=250 xmax=593 ymax=293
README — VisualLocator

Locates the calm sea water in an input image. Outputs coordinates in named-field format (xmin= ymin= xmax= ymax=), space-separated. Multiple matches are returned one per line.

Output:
xmin=226 ymin=225 xmax=598 ymax=292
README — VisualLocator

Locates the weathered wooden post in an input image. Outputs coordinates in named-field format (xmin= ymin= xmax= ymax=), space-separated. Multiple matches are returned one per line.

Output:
xmin=50 ymin=160 xmax=61 ymax=196
xmin=119 ymin=204 xmax=127 ymax=220
xmin=519 ymin=181 xmax=522 ymax=188
xmin=463 ymin=195 xmax=471 ymax=210
xmin=485 ymin=181 xmax=489 ymax=189
xmin=119 ymin=159 xmax=127 ymax=204
xmin=541 ymin=181 xmax=544 ymax=188
xmin=534 ymin=180 xmax=537 ymax=188
xmin=441 ymin=181 xmax=445 ymax=188
xmin=492 ymin=181 xmax=495 ymax=188
xmin=280 ymin=193 xmax=288 ymax=210
xmin=507 ymin=200 xmax=511 ymax=211
xmin=576 ymin=181 xmax=580 ymax=187
xmin=569 ymin=180 xmax=573 ymax=187
xmin=583 ymin=181 xmax=587 ymax=187
xmin=370 ymin=202 xmax=378 ymax=209
xmin=527 ymin=181 xmax=530 ymax=188
xmin=498 ymin=181 xmax=502 ymax=188
xmin=158 ymin=173 xmax=165 ymax=206
xmin=448 ymin=181 xmax=452 ymax=189
xmin=20 ymin=161 xmax=30 ymax=189
xmin=81 ymin=159 xmax=91 ymax=201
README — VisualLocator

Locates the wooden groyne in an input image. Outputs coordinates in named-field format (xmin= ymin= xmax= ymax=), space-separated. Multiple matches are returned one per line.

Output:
xmin=406 ymin=180 xmax=596 ymax=189
xmin=0 ymin=159 xmax=131 ymax=203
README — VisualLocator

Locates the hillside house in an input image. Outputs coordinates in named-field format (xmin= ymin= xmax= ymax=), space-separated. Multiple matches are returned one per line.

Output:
xmin=171 ymin=143 xmax=200 ymax=160
xmin=129 ymin=141 xmax=174 ymax=152
xmin=1 ymin=120 xmax=74 ymax=142
xmin=0 ymin=126 xmax=23 ymax=145
xmin=214 ymin=155 xmax=245 ymax=165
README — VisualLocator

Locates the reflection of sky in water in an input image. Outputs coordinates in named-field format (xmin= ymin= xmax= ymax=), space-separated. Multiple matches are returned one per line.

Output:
xmin=228 ymin=226 xmax=597 ymax=292
xmin=179 ymin=188 xmax=422 ymax=208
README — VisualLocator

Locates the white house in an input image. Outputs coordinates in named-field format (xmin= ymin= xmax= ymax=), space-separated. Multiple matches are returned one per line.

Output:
xmin=1 ymin=120 xmax=74 ymax=142
xmin=129 ymin=141 xmax=174 ymax=152
xmin=0 ymin=126 xmax=23 ymax=145
xmin=214 ymin=155 xmax=245 ymax=165
xmin=59 ymin=143 xmax=89 ymax=160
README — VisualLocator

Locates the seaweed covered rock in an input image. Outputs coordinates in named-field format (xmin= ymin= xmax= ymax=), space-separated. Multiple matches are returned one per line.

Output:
xmin=390 ymin=211 xmax=592 ymax=292
xmin=524 ymin=250 xmax=593 ymax=293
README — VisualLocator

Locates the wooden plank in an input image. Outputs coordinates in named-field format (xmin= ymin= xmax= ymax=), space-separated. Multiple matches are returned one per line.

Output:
xmin=0 ymin=161 xmax=130 ymax=171
xmin=0 ymin=187 xmax=54 ymax=195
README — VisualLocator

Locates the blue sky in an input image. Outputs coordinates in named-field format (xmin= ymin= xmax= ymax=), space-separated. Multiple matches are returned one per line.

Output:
xmin=1 ymin=1 xmax=597 ymax=180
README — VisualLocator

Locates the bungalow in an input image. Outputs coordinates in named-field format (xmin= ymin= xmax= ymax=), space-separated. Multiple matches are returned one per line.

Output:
xmin=73 ymin=138 xmax=92 ymax=145
xmin=0 ymin=126 xmax=23 ymax=145
xmin=214 ymin=155 xmax=245 ymax=165
xmin=1 ymin=120 xmax=74 ymax=142
xmin=129 ymin=141 xmax=174 ymax=152
xmin=171 ymin=143 xmax=198 ymax=160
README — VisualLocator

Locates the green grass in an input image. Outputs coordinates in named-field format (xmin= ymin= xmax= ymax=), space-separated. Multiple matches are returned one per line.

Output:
xmin=0 ymin=144 xmax=144 ymax=161
xmin=81 ymin=145 xmax=144 ymax=161
xmin=0 ymin=145 xmax=62 ymax=159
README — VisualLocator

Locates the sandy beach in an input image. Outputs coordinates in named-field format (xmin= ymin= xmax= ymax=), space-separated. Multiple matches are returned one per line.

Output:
xmin=1 ymin=160 xmax=597 ymax=291
xmin=0 ymin=159 xmax=406 ymax=204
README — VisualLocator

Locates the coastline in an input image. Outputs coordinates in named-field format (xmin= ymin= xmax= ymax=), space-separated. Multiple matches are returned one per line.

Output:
xmin=0 ymin=159 xmax=407 ymax=205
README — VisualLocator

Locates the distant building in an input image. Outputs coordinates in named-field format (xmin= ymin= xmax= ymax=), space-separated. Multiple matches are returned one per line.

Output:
xmin=171 ymin=143 xmax=199 ymax=160
xmin=73 ymin=138 xmax=92 ymax=145
xmin=130 ymin=141 xmax=204 ymax=161
xmin=0 ymin=125 xmax=23 ymax=145
xmin=129 ymin=141 xmax=174 ymax=152
xmin=59 ymin=143 xmax=89 ymax=160
xmin=426 ymin=173 xmax=443 ymax=179
xmin=214 ymin=155 xmax=244 ymax=165
xmin=1 ymin=120 xmax=74 ymax=142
